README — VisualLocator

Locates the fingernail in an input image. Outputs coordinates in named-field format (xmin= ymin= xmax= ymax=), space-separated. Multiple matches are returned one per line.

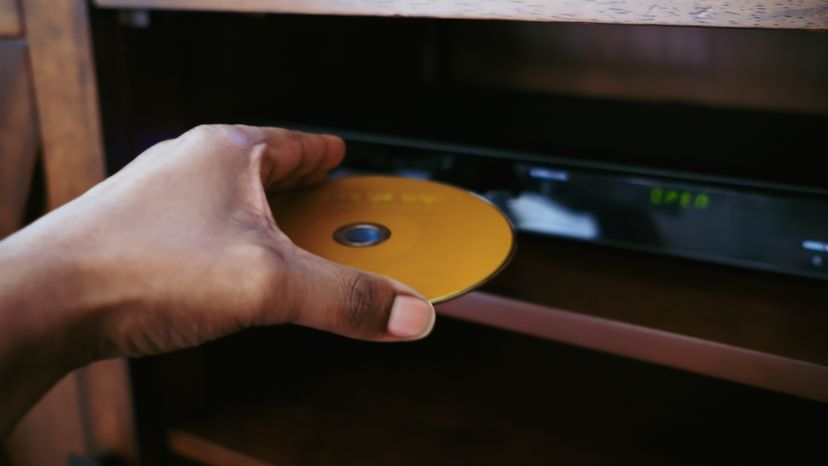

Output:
xmin=387 ymin=295 xmax=435 ymax=339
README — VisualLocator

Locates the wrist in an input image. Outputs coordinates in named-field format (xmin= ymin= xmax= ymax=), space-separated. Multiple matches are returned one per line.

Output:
xmin=0 ymin=226 xmax=114 ymax=371
xmin=0 ymin=222 xmax=118 ymax=435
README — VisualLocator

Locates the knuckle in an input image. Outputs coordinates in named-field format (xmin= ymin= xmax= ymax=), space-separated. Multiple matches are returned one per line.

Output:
xmin=273 ymin=137 xmax=304 ymax=174
xmin=298 ymin=136 xmax=325 ymax=174
xmin=183 ymin=124 xmax=259 ymax=148
xmin=281 ymin=135 xmax=303 ymax=155
xmin=278 ymin=131 xmax=305 ymax=155
xmin=341 ymin=273 xmax=395 ymax=335
xmin=185 ymin=124 xmax=223 ymax=140
xmin=148 ymin=137 xmax=175 ymax=150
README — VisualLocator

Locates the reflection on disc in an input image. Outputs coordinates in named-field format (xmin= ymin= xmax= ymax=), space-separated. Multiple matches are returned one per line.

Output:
xmin=270 ymin=176 xmax=515 ymax=303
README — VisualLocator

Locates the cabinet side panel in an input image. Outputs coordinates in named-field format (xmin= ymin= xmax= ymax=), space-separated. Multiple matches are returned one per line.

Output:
xmin=0 ymin=39 xmax=38 ymax=238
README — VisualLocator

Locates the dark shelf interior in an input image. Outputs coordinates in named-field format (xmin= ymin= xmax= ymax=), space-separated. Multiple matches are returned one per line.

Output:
xmin=91 ymin=9 xmax=828 ymax=189
xmin=485 ymin=234 xmax=828 ymax=366
xmin=134 ymin=319 xmax=827 ymax=466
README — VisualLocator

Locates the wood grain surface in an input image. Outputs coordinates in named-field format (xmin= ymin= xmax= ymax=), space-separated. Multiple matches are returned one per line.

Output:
xmin=79 ymin=360 xmax=139 ymax=465
xmin=5 ymin=2 xmax=138 ymax=465
xmin=439 ymin=292 xmax=828 ymax=403
xmin=448 ymin=22 xmax=828 ymax=114
xmin=168 ymin=430 xmax=273 ymax=466
xmin=24 ymin=0 xmax=106 ymax=209
xmin=483 ymin=235 xmax=828 ymax=368
xmin=93 ymin=0 xmax=828 ymax=29
xmin=0 ymin=40 xmax=38 ymax=239
xmin=0 ymin=0 xmax=21 ymax=37
xmin=2 ymin=376 xmax=89 ymax=466
xmin=153 ymin=320 xmax=827 ymax=466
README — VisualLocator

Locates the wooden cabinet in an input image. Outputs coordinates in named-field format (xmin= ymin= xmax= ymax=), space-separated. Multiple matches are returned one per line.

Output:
xmin=2 ymin=1 xmax=827 ymax=465
xmin=155 ymin=318 xmax=827 ymax=466
xmin=0 ymin=0 xmax=22 ymax=38
xmin=93 ymin=0 xmax=828 ymax=29
xmin=1 ymin=2 xmax=134 ymax=465
xmin=0 ymin=40 xmax=37 ymax=238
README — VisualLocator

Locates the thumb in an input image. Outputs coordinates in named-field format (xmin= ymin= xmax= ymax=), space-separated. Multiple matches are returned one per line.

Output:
xmin=280 ymin=248 xmax=435 ymax=342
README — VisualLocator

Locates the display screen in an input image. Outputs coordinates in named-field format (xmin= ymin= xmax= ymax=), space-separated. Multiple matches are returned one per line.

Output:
xmin=330 ymin=130 xmax=828 ymax=280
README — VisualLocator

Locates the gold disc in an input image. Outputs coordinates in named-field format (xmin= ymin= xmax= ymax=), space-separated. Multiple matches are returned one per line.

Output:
xmin=269 ymin=176 xmax=515 ymax=303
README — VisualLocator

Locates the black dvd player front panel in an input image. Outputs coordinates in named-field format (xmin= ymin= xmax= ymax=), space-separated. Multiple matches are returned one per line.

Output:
xmin=327 ymin=130 xmax=828 ymax=281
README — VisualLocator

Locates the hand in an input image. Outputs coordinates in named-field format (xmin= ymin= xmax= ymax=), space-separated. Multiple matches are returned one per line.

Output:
xmin=0 ymin=125 xmax=435 ymax=434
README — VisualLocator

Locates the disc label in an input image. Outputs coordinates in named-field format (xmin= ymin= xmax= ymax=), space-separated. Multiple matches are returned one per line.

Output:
xmin=270 ymin=176 xmax=514 ymax=303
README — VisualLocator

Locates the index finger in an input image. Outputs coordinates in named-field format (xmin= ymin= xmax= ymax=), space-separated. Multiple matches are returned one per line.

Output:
xmin=255 ymin=127 xmax=346 ymax=190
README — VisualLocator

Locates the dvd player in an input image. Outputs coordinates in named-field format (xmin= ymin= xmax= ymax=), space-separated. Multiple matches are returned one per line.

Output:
xmin=321 ymin=129 xmax=828 ymax=281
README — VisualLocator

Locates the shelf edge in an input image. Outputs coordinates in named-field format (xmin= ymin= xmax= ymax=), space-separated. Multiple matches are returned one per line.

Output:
xmin=168 ymin=429 xmax=273 ymax=466
xmin=437 ymin=291 xmax=828 ymax=403
xmin=92 ymin=0 xmax=828 ymax=30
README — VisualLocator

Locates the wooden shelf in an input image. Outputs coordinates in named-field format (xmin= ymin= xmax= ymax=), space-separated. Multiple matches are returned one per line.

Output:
xmin=0 ymin=0 xmax=22 ymax=38
xmin=446 ymin=234 xmax=828 ymax=401
xmin=0 ymin=40 xmax=38 ymax=237
xmin=93 ymin=0 xmax=828 ymax=30
xmin=136 ymin=236 xmax=828 ymax=463
xmin=143 ymin=319 xmax=827 ymax=466
xmin=485 ymin=235 xmax=828 ymax=364
xmin=440 ymin=292 xmax=828 ymax=402
xmin=90 ymin=7 xmax=828 ymax=463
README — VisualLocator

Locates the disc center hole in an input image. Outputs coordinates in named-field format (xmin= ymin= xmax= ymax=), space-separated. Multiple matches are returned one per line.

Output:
xmin=334 ymin=223 xmax=391 ymax=247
